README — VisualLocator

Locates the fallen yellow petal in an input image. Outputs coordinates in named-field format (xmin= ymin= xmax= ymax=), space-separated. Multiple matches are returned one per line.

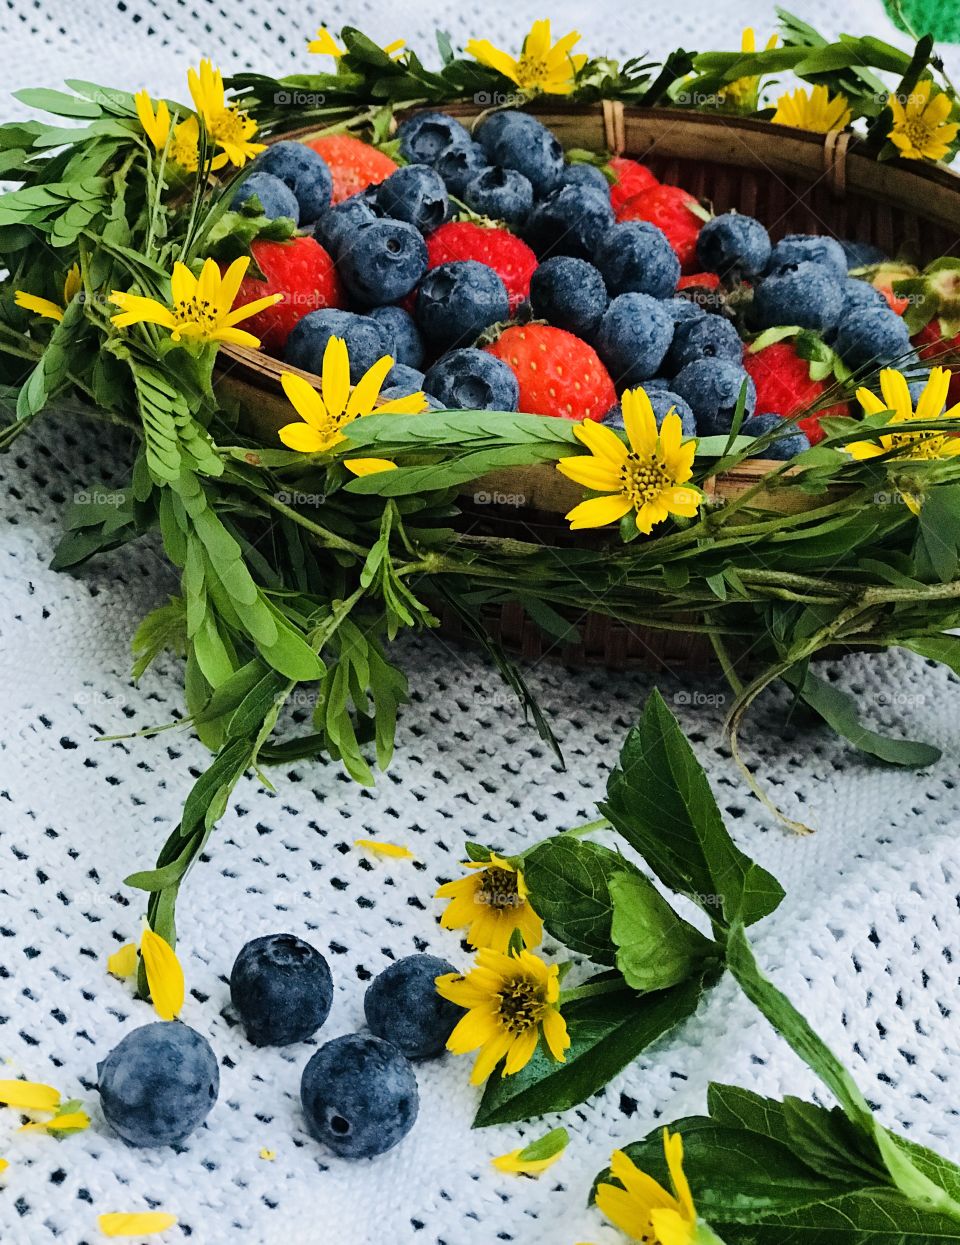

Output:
xmin=140 ymin=929 xmax=185 ymax=1021
xmin=0 ymin=1158 xmax=8 ymax=1173
xmin=107 ymin=943 xmax=139 ymax=978
xmin=98 ymin=1212 xmax=178 ymax=1238
xmin=259 ymin=1148 xmax=276 ymax=1161
xmin=20 ymin=1110 xmax=90 ymax=1134
xmin=354 ymin=839 xmax=415 ymax=860
xmin=0 ymin=1080 xmax=61 ymax=1112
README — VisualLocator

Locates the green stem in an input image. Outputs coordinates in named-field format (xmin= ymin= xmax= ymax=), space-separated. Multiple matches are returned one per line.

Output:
xmin=559 ymin=975 xmax=626 ymax=1005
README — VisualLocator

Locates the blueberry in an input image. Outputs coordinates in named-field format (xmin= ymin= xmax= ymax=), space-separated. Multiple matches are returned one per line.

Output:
xmin=369 ymin=305 xmax=424 ymax=369
xmin=475 ymin=111 xmax=565 ymax=196
xmin=603 ymin=388 xmax=697 ymax=438
xmin=834 ymin=306 xmax=911 ymax=371
xmin=383 ymin=363 xmax=425 ymax=391
xmin=98 ymin=1022 xmax=219 ymax=1149
xmin=462 ymin=166 xmax=534 ymax=229
xmin=753 ymin=261 xmax=844 ymax=333
xmin=416 ymin=261 xmax=509 ymax=350
xmin=595 ymin=293 xmax=673 ymax=386
xmin=285 ymin=310 xmax=390 ymax=381
xmin=375 ymin=164 xmax=449 ymax=235
xmin=840 ymin=240 xmax=888 ymax=269
xmin=660 ymin=298 xmax=707 ymax=331
xmin=740 ymin=412 xmax=810 ymax=459
xmin=231 ymin=172 xmax=299 ymax=224
xmin=336 ymin=219 xmax=428 ymax=307
xmin=560 ymin=163 xmax=610 ymax=195
xmin=252 ymin=141 xmax=332 ymax=224
xmin=767 ymin=234 xmax=847 ymax=280
xmin=666 ymin=314 xmax=743 ymax=374
xmin=397 ymin=112 xmax=472 ymax=165
xmin=672 ymin=359 xmax=757 ymax=436
xmin=423 ymin=348 xmax=519 ymax=410
xmin=529 ymin=257 xmax=608 ymax=338
xmin=838 ymin=278 xmax=886 ymax=318
xmin=380 ymin=384 xmax=444 ymax=409
xmin=230 ymin=933 xmax=333 ymax=1047
xmin=525 ymin=184 xmax=615 ymax=260
xmin=313 ymin=194 xmax=378 ymax=260
xmin=364 ymin=954 xmax=462 ymax=1059
xmin=696 ymin=212 xmax=771 ymax=280
xmin=594 ymin=221 xmax=680 ymax=299
xmin=434 ymin=141 xmax=488 ymax=197
xmin=300 ymin=1034 xmax=419 ymax=1159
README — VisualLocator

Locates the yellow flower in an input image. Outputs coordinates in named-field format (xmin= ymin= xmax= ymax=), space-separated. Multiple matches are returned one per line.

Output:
xmin=140 ymin=928 xmax=185 ymax=1021
xmin=107 ymin=942 xmax=139 ymax=978
xmin=435 ymin=853 xmax=543 ymax=952
xmin=110 ymin=255 xmax=280 ymax=349
xmin=888 ymin=79 xmax=959 ymax=162
xmin=98 ymin=1212 xmax=178 ymax=1238
xmin=557 ymin=388 xmax=702 ymax=533
xmin=491 ymin=1126 xmax=568 ymax=1176
xmin=307 ymin=27 xmax=405 ymax=59
xmin=277 ymin=335 xmax=426 ymax=471
xmin=354 ymin=838 xmax=416 ymax=860
xmin=135 ymin=90 xmax=228 ymax=174
xmin=0 ymin=1081 xmax=61 ymax=1112
xmin=15 ymin=263 xmax=81 ymax=323
xmin=436 ymin=947 xmax=570 ymax=1083
xmin=187 ymin=59 xmax=264 ymax=167
xmin=771 ymin=83 xmax=852 ymax=132
xmin=467 ymin=20 xmax=587 ymax=97
xmin=595 ymin=1131 xmax=701 ymax=1244
xmin=718 ymin=28 xmax=778 ymax=109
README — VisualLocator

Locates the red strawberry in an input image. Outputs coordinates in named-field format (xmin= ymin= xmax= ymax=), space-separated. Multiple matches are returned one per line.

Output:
xmin=232 ymin=236 xmax=343 ymax=353
xmin=305 ymin=134 xmax=398 ymax=203
xmin=743 ymin=341 xmax=849 ymax=446
xmin=608 ymin=156 xmax=659 ymax=217
xmin=678 ymin=272 xmax=721 ymax=291
xmin=485 ymin=324 xmax=616 ymax=422
xmin=914 ymin=320 xmax=960 ymax=405
xmin=618 ymin=184 xmax=703 ymax=272
xmin=425 ymin=220 xmax=537 ymax=314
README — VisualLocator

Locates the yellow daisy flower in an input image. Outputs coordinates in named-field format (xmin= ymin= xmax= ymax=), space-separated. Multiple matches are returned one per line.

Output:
xmin=467 ymin=20 xmax=587 ymax=97
xmin=15 ymin=263 xmax=81 ymax=323
xmin=307 ymin=27 xmax=405 ymax=59
xmin=888 ymin=79 xmax=959 ymax=162
xmin=557 ymin=388 xmax=702 ymax=534
xmin=771 ymin=83 xmax=852 ymax=133
xmin=277 ymin=334 xmax=426 ymax=474
xmin=595 ymin=1131 xmax=718 ymax=1245
xmin=436 ymin=947 xmax=570 ymax=1083
xmin=110 ymin=255 xmax=281 ymax=349
xmin=135 ymin=90 xmax=228 ymax=174
xmin=187 ymin=59 xmax=264 ymax=167
xmin=717 ymin=28 xmax=778 ymax=109
xmin=435 ymin=853 xmax=543 ymax=952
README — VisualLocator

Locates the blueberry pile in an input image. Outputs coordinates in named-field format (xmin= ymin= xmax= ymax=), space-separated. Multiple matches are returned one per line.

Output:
xmin=97 ymin=939 xmax=461 ymax=1160
xmin=232 ymin=110 xmax=916 ymax=460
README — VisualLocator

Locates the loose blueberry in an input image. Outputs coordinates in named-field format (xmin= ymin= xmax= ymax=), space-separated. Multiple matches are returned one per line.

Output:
xmin=230 ymin=933 xmax=333 ymax=1047
xmin=384 ymin=363 xmax=425 ymax=391
xmin=300 ymin=1034 xmax=419 ymax=1159
xmin=560 ymin=163 xmax=610 ymax=195
xmin=696 ymin=212 xmax=771 ymax=280
xmin=364 ymin=954 xmax=462 ymax=1059
xmin=252 ymin=141 xmax=332 ymax=224
xmin=666 ymin=314 xmax=743 ymax=374
xmin=375 ymin=164 xmax=449 ymax=234
xmin=529 ymin=257 xmax=609 ymax=338
xmin=462 ymin=165 xmax=534 ymax=229
xmin=98 ymin=1022 xmax=219 ymax=1149
xmin=313 ymin=194 xmax=379 ymax=260
xmin=594 ymin=221 xmax=680 ymax=299
xmin=475 ymin=111 xmax=565 ymax=196
xmin=766 ymin=234 xmax=847 ymax=280
xmin=336 ymin=219 xmax=428 ymax=307
xmin=416 ymin=261 xmax=509 ymax=351
xmin=424 ymin=348 xmax=519 ymax=410
xmin=434 ymin=141 xmax=488 ymax=197
xmin=369 ymin=305 xmax=424 ymax=369
xmin=753 ymin=260 xmax=844 ymax=333
xmin=595 ymin=292 xmax=673 ymax=386
xmin=603 ymin=388 xmax=697 ymax=438
xmin=740 ymin=412 xmax=811 ymax=459
xmin=397 ymin=111 xmax=472 ymax=165
xmin=231 ymin=172 xmax=300 ymax=224
xmin=525 ymin=184 xmax=615 ymax=260
xmin=834 ymin=306 xmax=912 ymax=370
xmin=285 ymin=309 xmax=391 ymax=381
xmin=672 ymin=359 xmax=757 ymax=436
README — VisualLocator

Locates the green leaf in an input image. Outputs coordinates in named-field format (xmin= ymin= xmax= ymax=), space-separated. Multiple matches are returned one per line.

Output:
xmin=473 ymin=972 xmax=710 ymax=1127
xmin=609 ymin=871 xmax=717 ymax=992
xmin=14 ymin=87 xmax=103 ymax=118
xmin=131 ymin=597 xmax=187 ymax=681
xmin=598 ymin=690 xmax=785 ymax=930
xmin=902 ymin=633 xmax=960 ymax=677
xmin=514 ymin=1126 xmax=569 ymax=1164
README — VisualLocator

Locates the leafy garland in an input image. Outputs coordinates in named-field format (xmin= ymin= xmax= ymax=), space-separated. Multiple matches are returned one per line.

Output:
xmin=2 ymin=15 xmax=960 ymax=954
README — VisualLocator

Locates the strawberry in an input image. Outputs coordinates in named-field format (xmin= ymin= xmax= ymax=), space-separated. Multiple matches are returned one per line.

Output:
xmin=305 ymin=134 xmax=398 ymax=204
xmin=608 ymin=155 xmax=659 ymax=217
xmin=618 ymin=184 xmax=703 ymax=272
xmin=743 ymin=341 xmax=849 ymax=446
xmin=485 ymin=324 xmax=616 ymax=422
xmin=425 ymin=220 xmax=537 ymax=314
xmin=232 ymin=236 xmax=343 ymax=352
xmin=678 ymin=272 xmax=721 ymax=291
xmin=914 ymin=320 xmax=960 ymax=405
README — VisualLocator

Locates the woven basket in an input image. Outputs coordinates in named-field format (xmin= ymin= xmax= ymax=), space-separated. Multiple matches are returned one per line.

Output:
xmin=216 ymin=103 xmax=960 ymax=670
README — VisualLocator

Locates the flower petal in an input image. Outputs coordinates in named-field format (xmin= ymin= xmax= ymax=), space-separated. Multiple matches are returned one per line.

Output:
xmin=280 ymin=372 xmax=329 ymax=430
xmin=321 ymin=335 xmax=351 ymax=420
xmin=0 ymin=1081 xmax=61 ymax=1112
xmin=98 ymin=1212 xmax=178 ymax=1238
xmin=107 ymin=943 xmax=139 ymax=978
xmin=140 ymin=928 xmax=184 ymax=1021
xmin=555 ymin=455 xmax=622 ymax=492
xmin=353 ymin=838 xmax=414 ymax=859
xmin=344 ymin=457 xmax=397 ymax=476
xmin=565 ymin=494 xmax=633 ymax=530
